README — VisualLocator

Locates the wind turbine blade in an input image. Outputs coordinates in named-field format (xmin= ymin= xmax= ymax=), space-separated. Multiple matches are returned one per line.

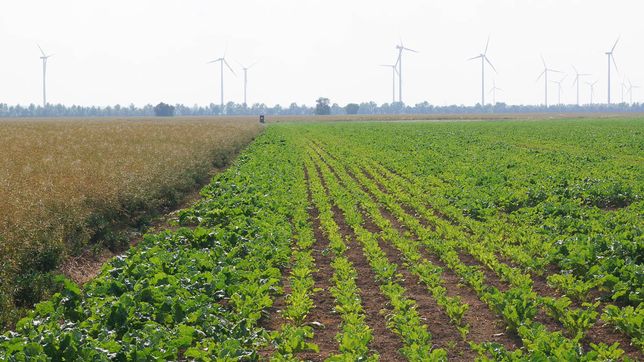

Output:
xmin=572 ymin=76 xmax=578 ymax=86
xmin=611 ymin=37 xmax=620 ymax=53
xmin=248 ymin=61 xmax=258 ymax=69
xmin=485 ymin=56 xmax=497 ymax=73
xmin=541 ymin=55 xmax=547 ymax=68
xmin=37 ymin=44 xmax=46 ymax=57
xmin=497 ymin=88 xmax=503 ymax=92
xmin=224 ymin=58 xmax=236 ymax=76
xmin=403 ymin=47 xmax=418 ymax=53
xmin=207 ymin=59 xmax=220 ymax=64
xmin=484 ymin=35 xmax=490 ymax=55
xmin=536 ymin=70 xmax=545 ymax=82
xmin=549 ymin=68 xmax=563 ymax=73
xmin=468 ymin=55 xmax=482 ymax=61
xmin=572 ymin=65 xmax=578 ymax=74
xmin=611 ymin=54 xmax=619 ymax=73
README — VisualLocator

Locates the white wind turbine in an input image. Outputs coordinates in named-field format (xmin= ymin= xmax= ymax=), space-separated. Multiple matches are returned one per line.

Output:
xmin=551 ymin=75 xmax=567 ymax=105
xmin=605 ymin=37 xmax=619 ymax=104
xmin=488 ymin=80 xmax=503 ymax=105
xmin=395 ymin=40 xmax=417 ymax=104
xmin=627 ymin=79 xmax=640 ymax=105
xmin=571 ymin=66 xmax=590 ymax=106
xmin=238 ymin=61 xmax=257 ymax=107
xmin=468 ymin=36 xmax=497 ymax=106
xmin=586 ymin=80 xmax=599 ymax=105
xmin=380 ymin=63 xmax=398 ymax=103
xmin=620 ymin=77 xmax=628 ymax=104
xmin=536 ymin=56 xmax=562 ymax=107
xmin=208 ymin=52 xmax=236 ymax=114
xmin=38 ymin=45 xmax=53 ymax=108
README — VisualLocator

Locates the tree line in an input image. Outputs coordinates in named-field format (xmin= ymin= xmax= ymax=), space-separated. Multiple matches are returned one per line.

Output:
xmin=1 ymin=100 xmax=643 ymax=118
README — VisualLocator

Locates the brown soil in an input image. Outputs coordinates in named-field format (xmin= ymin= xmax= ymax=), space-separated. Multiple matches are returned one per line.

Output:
xmin=297 ymin=167 xmax=343 ymax=361
xmin=360 ymin=210 xmax=476 ymax=361
xmin=584 ymin=310 xmax=643 ymax=360
xmin=375 ymin=205 xmax=521 ymax=352
xmin=330 ymin=205 xmax=404 ymax=361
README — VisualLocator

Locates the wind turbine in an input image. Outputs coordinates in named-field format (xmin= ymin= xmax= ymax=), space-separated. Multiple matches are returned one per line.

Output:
xmin=468 ymin=36 xmax=497 ymax=106
xmin=536 ymin=56 xmax=562 ymax=107
xmin=208 ymin=52 xmax=236 ymax=114
xmin=586 ymin=80 xmax=598 ymax=105
xmin=238 ymin=61 xmax=257 ymax=107
xmin=620 ymin=77 xmax=627 ymax=103
xmin=38 ymin=45 xmax=53 ymax=108
xmin=627 ymin=79 xmax=640 ymax=104
xmin=395 ymin=40 xmax=417 ymax=104
xmin=380 ymin=63 xmax=398 ymax=103
xmin=488 ymin=80 xmax=503 ymax=105
xmin=551 ymin=75 xmax=567 ymax=105
xmin=571 ymin=66 xmax=590 ymax=106
xmin=605 ymin=37 xmax=619 ymax=104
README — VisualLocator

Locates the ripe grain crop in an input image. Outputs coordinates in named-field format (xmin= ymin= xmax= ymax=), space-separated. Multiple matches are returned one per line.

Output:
xmin=0 ymin=117 xmax=261 ymax=327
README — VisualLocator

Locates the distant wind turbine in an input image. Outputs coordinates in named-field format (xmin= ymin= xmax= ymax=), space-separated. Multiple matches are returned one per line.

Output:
xmin=536 ymin=56 xmax=562 ymax=107
xmin=620 ymin=77 xmax=628 ymax=104
xmin=380 ymin=63 xmax=398 ymax=103
xmin=627 ymin=79 xmax=640 ymax=104
xmin=488 ymin=80 xmax=503 ymax=105
xmin=208 ymin=52 xmax=236 ymax=114
xmin=238 ymin=61 xmax=257 ymax=107
xmin=551 ymin=75 xmax=567 ymax=105
xmin=395 ymin=40 xmax=417 ymax=104
xmin=586 ymin=80 xmax=599 ymax=105
xmin=605 ymin=37 xmax=619 ymax=104
xmin=468 ymin=36 xmax=497 ymax=106
xmin=38 ymin=45 xmax=53 ymax=108
xmin=571 ymin=66 xmax=590 ymax=106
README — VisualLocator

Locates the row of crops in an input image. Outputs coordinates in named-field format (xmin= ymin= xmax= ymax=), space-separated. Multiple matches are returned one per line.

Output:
xmin=1 ymin=119 xmax=642 ymax=361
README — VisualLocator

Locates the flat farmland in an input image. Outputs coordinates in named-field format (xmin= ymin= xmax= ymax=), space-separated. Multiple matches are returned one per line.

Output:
xmin=1 ymin=118 xmax=642 ymax=361
xmin=0 ymin=117 xmax=261 ymax=327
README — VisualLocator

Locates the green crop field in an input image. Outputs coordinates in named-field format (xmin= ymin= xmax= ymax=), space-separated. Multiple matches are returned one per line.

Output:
xmin=1 ymin=118 xmax=642 ymax=361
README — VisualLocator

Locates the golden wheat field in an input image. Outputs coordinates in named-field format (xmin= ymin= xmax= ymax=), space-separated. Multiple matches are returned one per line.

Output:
xmin=0 ymin=117 xmax=261 ymax=325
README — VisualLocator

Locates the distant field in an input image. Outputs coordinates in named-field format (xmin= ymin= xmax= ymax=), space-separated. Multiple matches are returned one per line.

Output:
xmin=0 ymin=117 xmax=261 ymax=327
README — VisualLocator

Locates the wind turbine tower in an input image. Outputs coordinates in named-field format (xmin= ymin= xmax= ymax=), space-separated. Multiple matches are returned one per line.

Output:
xmin=239 ymin=62 xmax=257 ymax=107
xmin=208 ymin=53 xmax=236 ymax=114
xmin=488 ymin=80 xmax=502 ymax=105
xmin=605 ymin=38 xmax=619 ymax=104
xmin=380 ymin=63 xmax=398 ymax=103
xmin=468 ymin=37 xmax=497 ymax=106
xmin=627 ymin=80 xmax=640 ymax=104
xmin=38 ymin=45 xmax=53 ymax=108
xmin=571 ymin=66 xmax=590 ymax=106
xmin=587 ymin=80 xmax=598 ymax=105
xmin=551 ymin=75 xmax=567 ymax=105
xmin=537 ymin=56 xmax=561 ymax=108
xmin=395 ymin=40 xmax=417 ymax=104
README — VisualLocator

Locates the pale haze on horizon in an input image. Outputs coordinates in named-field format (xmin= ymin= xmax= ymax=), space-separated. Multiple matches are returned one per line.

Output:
xmin=1 ymin=0 xmax=643 ymax=108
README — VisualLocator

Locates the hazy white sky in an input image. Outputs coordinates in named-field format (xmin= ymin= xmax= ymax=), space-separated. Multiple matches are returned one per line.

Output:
xmin=1 ymin=0 xmax=643 ymax=107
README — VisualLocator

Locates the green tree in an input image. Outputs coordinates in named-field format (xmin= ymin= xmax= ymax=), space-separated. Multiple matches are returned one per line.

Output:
xmin=154 ymin=102 xmax=175 ymax=117
xmin=345 ymin=103 xmax=359 ymax=114
xmin=315 ymin=97 xmax=331 ymax=115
